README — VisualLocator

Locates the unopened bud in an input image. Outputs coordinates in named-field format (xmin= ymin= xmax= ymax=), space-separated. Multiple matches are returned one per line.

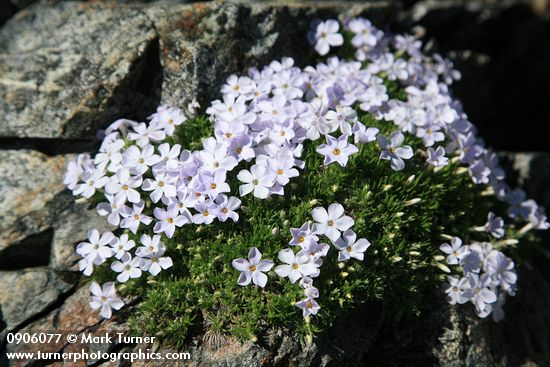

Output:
xmin=518 ymin=222 xmax=534 ymax=235
xmin=498 ymin=238 xmax=519 ymax=246
xmin=436 ymin=263 xmax=451 ymax=273
xmin=404 ymin=198 xmax=421 ymax=206
xmin=481 ymin=187 xmax=495 ymax=196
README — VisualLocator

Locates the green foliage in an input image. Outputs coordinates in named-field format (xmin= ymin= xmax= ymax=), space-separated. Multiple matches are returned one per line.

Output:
xmin=85 ymin=110 xmax=530 ymax=348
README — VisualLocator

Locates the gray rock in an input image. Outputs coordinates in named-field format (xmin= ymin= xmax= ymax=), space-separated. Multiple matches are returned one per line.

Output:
xmin=0 ymin=150 xmax=73 ymax=268
xmin=0 ymin=1 xmax=159 ymax=139
xmin=1 ymin=1 xmax=550 ymax=366
xmin=0 ymin=149 xmax=114 ymax=271
xmin=50 ymin=195 xmax=115 ymax=271
xmin=0 ymin=268 xmax=74 ymax=331
xmin=149 ymin=1 xmax=395 ymax=112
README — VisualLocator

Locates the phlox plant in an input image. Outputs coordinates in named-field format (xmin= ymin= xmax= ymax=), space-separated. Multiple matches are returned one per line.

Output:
xmin=63 ymin=17 xmax=548 ymax=347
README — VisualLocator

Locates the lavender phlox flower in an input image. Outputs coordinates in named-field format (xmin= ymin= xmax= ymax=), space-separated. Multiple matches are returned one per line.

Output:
xmin=89 ymin=282 xmax=124 ymax=319
xmin=484 ymin=212 xmax=505 ymax=238
xmin=316 ymin=134 xmax=359 ymax=167
xmin=232 ymin=247 xmax=274 ymax=287
xmin=378 ymin=131 xmax=414 ymax=171
xmin=333 ymin=229 xmax=371 ymax=261
xmin=275 ymin=248 xmax=317 ymax=283
xmin=312 ymin=203 xmax=355 ymax=242
xmin=308 ymin=19 xmax=344 ymax=56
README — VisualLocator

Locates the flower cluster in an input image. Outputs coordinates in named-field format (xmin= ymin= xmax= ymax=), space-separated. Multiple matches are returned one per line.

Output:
xmin=440 ymin=236 xmax=517 ymax=321
xmin=76 ymin=230 xmax=173 ymax=316
xmin=438 ymin=212 xmax=516 ymax=321
xmin=63 ymin=15 xmax=548 ymax=325
xmin=65 ymin=105 xmax=243 ymax=239
xmin=232 ymin=203 xmax=370 ymax=318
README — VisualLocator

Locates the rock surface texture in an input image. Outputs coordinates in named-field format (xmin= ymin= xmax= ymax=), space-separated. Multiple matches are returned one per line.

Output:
xmin=1 ymin=0 xmax=549 ymax=366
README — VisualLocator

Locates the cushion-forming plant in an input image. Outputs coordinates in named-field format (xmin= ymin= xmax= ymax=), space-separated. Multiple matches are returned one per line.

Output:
xmin=64 ymin=17 xmax=548 ymax=346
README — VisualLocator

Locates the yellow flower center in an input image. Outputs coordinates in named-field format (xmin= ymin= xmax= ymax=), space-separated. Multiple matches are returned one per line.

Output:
xmin=333 ymin=148 xmax=341 ymax=156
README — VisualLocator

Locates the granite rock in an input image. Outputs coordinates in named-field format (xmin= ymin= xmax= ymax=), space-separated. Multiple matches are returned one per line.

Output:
xmin=0 ymin=268 xmax=74 ymax=331
xmin=1 ymin=1 xmax=550 ymax=367
xmin=0 ymin=1 xmax=159 ymax=139
xmin=150 ymin=1 xmax=395 ymax=111
xmin=0 ymin=150 xmax=73 ymax=269
xmin=49 ymin=192 xmax=115 ymax=272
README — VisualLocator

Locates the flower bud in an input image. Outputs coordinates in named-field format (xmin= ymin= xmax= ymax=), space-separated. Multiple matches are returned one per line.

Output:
xmin=436 ymin=263 xmax=451 ymax=273
xmin=404 ymin=198 xmax=421 ymax=206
